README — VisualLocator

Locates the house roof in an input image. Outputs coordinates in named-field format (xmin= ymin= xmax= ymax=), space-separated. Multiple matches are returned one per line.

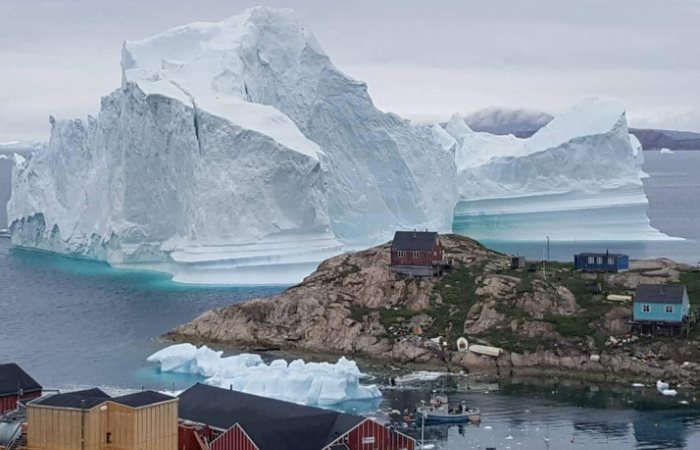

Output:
xmin=111 ymin=391 xmax=175 ymax=408
xmin=391 ymin=231 xmax=438 ymax=251
xmin=576 ymin=252 xmax=627 ymax=259
xmin=34 ymin=388 xmax=111 ymax=409
xmin=178 ymin=384 xmax=365 ymax=450
xmin=0 ymin=363 xmax=42 ymax=397
xmin=635 ymin=284 xmax=687 ymax=304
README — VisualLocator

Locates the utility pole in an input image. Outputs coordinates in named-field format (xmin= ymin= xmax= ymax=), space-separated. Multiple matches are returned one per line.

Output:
xmin=420 ymin=400 xmax=425 ymax=449
xmin=81 ymin=399 xmax=86 ymax=450
xmin=546 ymin=235 xmax=550 ymax=262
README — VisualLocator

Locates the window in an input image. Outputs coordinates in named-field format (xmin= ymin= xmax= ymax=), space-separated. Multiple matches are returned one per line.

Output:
xmin=596 ymin=257 xmax=603 ymax=264
xmin=642 ymin=304 xmax=650 ymax=313
xmin=608 ymin=257 xmax=615 ymax=265
xmin=397 ymin=250 xmax=404 ymax=257
xmin=106 ymin=433 xmax=112 ymax=444
xmin=413 ymin=251 xmax=420 ymax=258
xmin=587 ymin=256 xmax=594 ymax=264
xmin=666 ymin=305 xmax=674 ymax=313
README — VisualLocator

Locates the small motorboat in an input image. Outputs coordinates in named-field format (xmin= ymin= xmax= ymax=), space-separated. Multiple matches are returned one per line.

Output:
xmin=416 ymin=394 xmax=481 ymax=424
xmin=0 ymin=229 xmax=10 ymax=239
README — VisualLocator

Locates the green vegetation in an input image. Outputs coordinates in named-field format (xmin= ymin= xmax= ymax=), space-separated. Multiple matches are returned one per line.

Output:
xmin=478 ymin=328 xmax=551 ymax=353
xmin=428 ymin=264 xmax=484 ymax=342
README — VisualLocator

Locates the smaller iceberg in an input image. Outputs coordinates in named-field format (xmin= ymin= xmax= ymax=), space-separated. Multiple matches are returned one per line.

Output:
xmin=659 ymin=148 xmax=674 ymax=154
xmin=147 ymin=343 xmax=382 ymax=406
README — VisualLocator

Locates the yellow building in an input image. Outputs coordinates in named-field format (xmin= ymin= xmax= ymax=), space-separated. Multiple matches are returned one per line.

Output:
xmin=26 ymin=388 xmax=177 ymax=450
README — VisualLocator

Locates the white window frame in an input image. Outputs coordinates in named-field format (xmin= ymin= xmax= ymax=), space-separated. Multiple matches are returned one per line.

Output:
xmin=642 ymin=304 xmax=651 ymax=313
xmin=608 ymin=257 xmax=615 ymax=265
xmin=596 ymin=257 xmax=603 ymax=265
xmin=587 ymin=256 xmax=594 ymax=264
xmin=413 ymin=251 xmax=420 ymax=258
xmin=666 ymin=305 xmax=674 ymax=313
xmin=397 ymin=250 xmax=404 ymax=257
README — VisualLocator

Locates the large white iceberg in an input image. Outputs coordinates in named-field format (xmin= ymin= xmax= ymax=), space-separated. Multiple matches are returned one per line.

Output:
xmin=444 ymin=100 xmax=672 ymax=241
xmin=8 ymin=7 xmax=668 ymax=284
xmin=9 ymin=7 xmax=454 ymax=284
xmin=147 ymin=343 xmax=381 ymax=406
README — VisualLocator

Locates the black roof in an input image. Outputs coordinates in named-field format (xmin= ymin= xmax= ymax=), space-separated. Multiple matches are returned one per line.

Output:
xmin=34 ymin=388 xmax=110 ymax=409
xmin=0 ymin=363 xmax=42 ymax=396
xmin=178 ymin=384 xmax=365 ymax=450
xmin=391 ymin=231 xmax=438 ymax=251
xmin=111 ymin=390 xmax=175 ymax=408
xmin=576 ymin=252 xmax=627 ymax=258
xmin=636 ymin=284 xmax=687 ymax=304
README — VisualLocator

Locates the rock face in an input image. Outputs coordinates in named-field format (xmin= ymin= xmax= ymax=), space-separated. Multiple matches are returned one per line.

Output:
xmin=169 ymin=234 xmax=700 ymax=384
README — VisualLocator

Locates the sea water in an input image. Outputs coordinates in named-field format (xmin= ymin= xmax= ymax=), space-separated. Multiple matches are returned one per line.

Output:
xmin=2 ymin=150 xmax=700 ymax=448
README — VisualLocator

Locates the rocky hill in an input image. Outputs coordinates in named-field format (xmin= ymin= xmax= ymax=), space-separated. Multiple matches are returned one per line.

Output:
xmin=168 ymin=234 xmax=700 ymax=385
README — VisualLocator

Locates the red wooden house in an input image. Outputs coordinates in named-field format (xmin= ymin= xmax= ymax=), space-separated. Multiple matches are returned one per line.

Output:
xmin=0 ymin=363 xmax=42 ymax=415
xmin=177 ymin=383 xmax=414 ymax=450
xmin=390 ymin=231 xmax=444 ymax=277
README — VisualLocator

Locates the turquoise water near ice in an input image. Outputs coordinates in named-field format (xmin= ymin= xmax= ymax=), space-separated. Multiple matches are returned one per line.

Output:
xmin=2 ymin=150 xmax=700 ymax=448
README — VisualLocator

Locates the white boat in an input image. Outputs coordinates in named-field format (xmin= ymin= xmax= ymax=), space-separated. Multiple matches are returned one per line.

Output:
xmin=0 ymin=229 xmax=10 ymax=239
xmin=469 ymin=344 xmax=502 ymax=357
xmin=416 ymin=394 xmax=481 ymax=424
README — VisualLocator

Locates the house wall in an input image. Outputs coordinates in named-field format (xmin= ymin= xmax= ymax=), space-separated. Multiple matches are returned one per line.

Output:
xmin=574 ymin=255 xmax=627 ymax=273
xmin=633 ymin=302 xmax=685 ymax=322
xmin=328 ymin=419 xmax=414 ymax=450
xmin=391 ymin=238 xmax=443 ymax=268
xmin=132 ymin=401 xmax=178 ymax=450
xmin=27 ymin=404 xmax=104 ymax=450
xmin=26 ymin=400 xmax=178 ymax=450
xmin=0 ymin=391 xmax=41 ymax=414
xmin=210 ymin=424 xmax=257 ymax=450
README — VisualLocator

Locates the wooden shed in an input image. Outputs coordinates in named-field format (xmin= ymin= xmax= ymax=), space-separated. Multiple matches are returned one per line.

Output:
xmin=177 ymin=384 xmax=414 ymax=450
xmin=0 ymin=363 xmax=42 ymax=415
xmin=26 ymin=388 xmax=177 ymax=450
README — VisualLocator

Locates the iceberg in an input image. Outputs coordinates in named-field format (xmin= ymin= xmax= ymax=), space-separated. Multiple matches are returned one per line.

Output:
xmin=445 ymin=100 xmax=672 ymax=241
xmin=147 ymin=343 xmax=382 ymax=406
xmin=8 ymin=7 xmax=668 ymax=284
xmin=9 ymin=7 xmax=454 ymax=284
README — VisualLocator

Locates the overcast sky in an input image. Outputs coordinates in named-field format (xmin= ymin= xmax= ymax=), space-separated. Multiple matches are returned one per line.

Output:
xmin=1 ymin=0 xmax=699 ymax=142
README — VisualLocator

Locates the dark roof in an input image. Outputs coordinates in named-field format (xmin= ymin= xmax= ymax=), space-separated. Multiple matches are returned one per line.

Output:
xmin=635 ymin=284 xmax=687 ymax=304
xmin=178 ymin=384 xmax=365 ymax=450
xmin=0 ymin=363 xmax=42 ymax=396
xmin=111 ymin=391 xmax=175 ymax=408
xmin=391 ymin=231 xmax=438 ymax=251
xmin=576 ymin=252 xmax=627 ymax=258
xmin=34 ymin=388 xmax=110 ymax=409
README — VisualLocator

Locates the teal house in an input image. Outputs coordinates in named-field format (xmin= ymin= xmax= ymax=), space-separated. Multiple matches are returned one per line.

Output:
xmin=632 ymin=284 xmax=691 ymax=335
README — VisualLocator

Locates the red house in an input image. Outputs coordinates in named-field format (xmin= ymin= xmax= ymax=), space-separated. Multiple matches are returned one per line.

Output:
xmin=390 ymin=231 xmax=444 ymax=277
xmin=0 ymin=363 xmax=42 ymax=415
xmin=177 ymin=383 xmax=414 ymax=450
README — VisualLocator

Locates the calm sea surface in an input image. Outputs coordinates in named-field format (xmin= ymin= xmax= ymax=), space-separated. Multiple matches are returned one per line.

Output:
xmin=1 ymin=150 xmax=700 ymax=449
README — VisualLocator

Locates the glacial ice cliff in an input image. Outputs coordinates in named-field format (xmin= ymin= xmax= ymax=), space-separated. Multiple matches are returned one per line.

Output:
xmin=9 ymin=7 xmax=454 ymax=284
xmin=8 ymin=7 xmax=668 ymax=284
xmin=444 ymin=100 xmax=669 ymax=241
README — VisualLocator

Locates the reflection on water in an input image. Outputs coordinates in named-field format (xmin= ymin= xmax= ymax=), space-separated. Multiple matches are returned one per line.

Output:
xmin=375 ymin=377 xmax=700 ymax=449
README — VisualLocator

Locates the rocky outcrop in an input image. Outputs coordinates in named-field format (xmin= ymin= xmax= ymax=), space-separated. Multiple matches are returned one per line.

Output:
xmin=168 ymin=234 xmax=700 ymax=385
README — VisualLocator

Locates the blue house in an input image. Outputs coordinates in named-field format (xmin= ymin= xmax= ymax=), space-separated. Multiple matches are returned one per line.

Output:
xmin=632 ymin=284 xmax=691 ymax=335
xmin=574 ymin=252 xmax=629 ymax=273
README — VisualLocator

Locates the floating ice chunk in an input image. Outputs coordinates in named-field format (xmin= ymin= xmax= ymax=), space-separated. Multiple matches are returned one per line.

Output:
xmin=147 ymin=344 xmax=381 ymax=405
xmin=656 ymin=380 xmax=670 ymax=392
xmin=660 ymin=148 xmax=674 ymax=154
xmin=661 ymin=389 xmax=678 ymax=396
xmin=632 ymin=383 xmax=645 ymax=388
xmin=395 ymin=371 xmax=446 ymax=384
xmin=679 ymin=400 xmax=690 ymax=405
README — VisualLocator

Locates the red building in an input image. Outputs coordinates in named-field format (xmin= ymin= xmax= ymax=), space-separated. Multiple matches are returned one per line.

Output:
xmin=177 ymin=384 xmax=414 ymax=450
xmin=0 ymin=363 xmax=42 ymax=415
xmin=390 ymin=231 xmax=444 ymax=277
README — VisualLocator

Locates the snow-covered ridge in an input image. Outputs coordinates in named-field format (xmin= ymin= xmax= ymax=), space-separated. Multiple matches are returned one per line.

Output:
xmin=8 ymin=7 xmax=669 ymax=284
